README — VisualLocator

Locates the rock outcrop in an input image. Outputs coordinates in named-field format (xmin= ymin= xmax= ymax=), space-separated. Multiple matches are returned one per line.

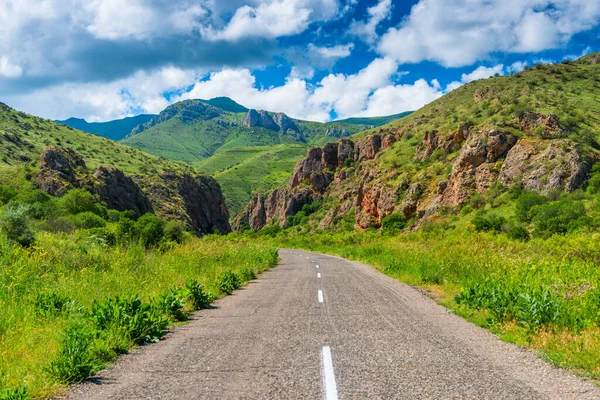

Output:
xmin=243 ymin=109 xmax=279 ymax=131
xmin=34 ymin=146 xmax=231 ymax=235
xmin=35 ymin=147 xmax=87 ymax=196
xmin=92 ymin=165 xmax=152 ymax=217
xmin=498 ymin=139 xmax=592 ymax=193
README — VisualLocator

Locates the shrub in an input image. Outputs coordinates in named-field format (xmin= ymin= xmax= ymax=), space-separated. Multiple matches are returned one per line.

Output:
xmin=155 ymin=288 xmax=188 ymax=321
xmin=239 ymin=267 xmax=256 ymax=282
xmin=531 ymin=199 xmax=589 ymax=237
xmin=586 ymin=164 xmax=600 ymax=194
xmin=73 ymin=212 xmax=106 ymax=229
xmin=0 ymin=205 xmax=35 ymax=247
xmin=381 ymin=213 xmax=406 ymax=234
xmin=35 ymin=292 xmax=73 ymax=318
xmin=87 ymin=228 xmax=117 ymax=247
xmin=90 ymin=297 xmax=168 ymax=345
xmin=507 ymin=225 xmax=530 ymax=241
xmin=515 ymin=191 xmax=548 ymax=222
xmin=116 ymin=218 xmax=136 ymax=242
xmin=45 ymin=321 xmax=100 ymax=384
xmin=471 ymin=214 xmax=505 ymax=233
xmin=217 ymin=270 xmax=241 ymax=295
xmin=59 ymin=189 xmax=99 ymax=216
xmin=135 ymin=214 xmax=164 ymax=248
xmin=163 ymin=220 xmax=186 ymax=243
xmin=185 ymin=280 xmax=211 ymax=310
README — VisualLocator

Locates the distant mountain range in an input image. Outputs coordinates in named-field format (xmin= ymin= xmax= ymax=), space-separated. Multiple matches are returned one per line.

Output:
xmin=57 ymin=114 xmax=156 ymax=141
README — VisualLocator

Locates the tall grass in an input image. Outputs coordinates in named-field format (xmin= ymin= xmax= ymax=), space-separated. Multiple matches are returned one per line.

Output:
xmin=0 ymin=233 xmax=278 ymax=398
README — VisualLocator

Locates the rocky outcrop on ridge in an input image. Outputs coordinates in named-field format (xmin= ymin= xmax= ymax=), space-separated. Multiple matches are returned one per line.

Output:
xmin=34 ymin=146 xmax=231 ymax=235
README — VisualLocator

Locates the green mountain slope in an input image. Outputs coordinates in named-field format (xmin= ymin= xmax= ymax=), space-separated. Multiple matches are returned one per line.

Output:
xmin=236 ymin=54 xmax=600 ymax=234
xmin=0 ymin=103 xmax=185 ymax=175
xmin=196 ymin=144 xmax=308 ymax=214
xmin=121 ymin=97 xmax=405 ymax=163
xmin=57 ymin=114 xmax=156 ymax=141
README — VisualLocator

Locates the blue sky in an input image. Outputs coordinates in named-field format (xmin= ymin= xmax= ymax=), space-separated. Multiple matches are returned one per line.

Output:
xmin=0 ymin=0 xmax=598 ymax=122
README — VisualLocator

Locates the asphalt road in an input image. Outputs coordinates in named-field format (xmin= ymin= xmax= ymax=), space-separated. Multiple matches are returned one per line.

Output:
xmin=67 ymin=249 xmax=600 ymax=399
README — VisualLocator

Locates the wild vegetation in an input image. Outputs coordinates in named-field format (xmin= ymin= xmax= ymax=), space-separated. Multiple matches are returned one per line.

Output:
xmin=0 ymin=167 xmax=277 ymax=399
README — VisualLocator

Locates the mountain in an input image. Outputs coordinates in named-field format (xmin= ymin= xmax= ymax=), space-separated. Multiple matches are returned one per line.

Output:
xmin=0 ymin=103 xmax=230 ymax=234
xmin=57 ymin=114 xmax=156 ymax=141
xmin=122 ymin=97 xmax=408 ymax=164
xmin=234 ymin=54 xmax=600 ymax=232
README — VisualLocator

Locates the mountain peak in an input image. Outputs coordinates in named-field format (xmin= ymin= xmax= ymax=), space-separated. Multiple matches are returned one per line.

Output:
xmin=204 ymin=97 xmax=248 ymax=113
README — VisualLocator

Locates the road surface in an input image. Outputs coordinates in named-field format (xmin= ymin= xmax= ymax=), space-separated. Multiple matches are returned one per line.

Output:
xmin=67 ymin=249 xmax=600 ymax=399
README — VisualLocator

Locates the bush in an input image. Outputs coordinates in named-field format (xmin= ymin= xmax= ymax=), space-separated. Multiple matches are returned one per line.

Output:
xmin=0 ymin=185 xmax=17 ymax=204
xmin=87 ymin=228 xmax=117 ymax=247
xmin=90 ymin=297 xmax=168 ymax=345
xmin=163 ymin=220 xmax=186 ymax=243
xmin=515 ymin=191 xmax=548 ymax=222
xmin=185 ymin=280 xmax=211 ymax=310
xmin=135 ymin=214 xmax=164 ymax=248
xmin=381 ymin=213 xmax=406 ymax=234
xmin=471 ymin=214 xmax=505 ymax=233
xmin=531 ymin=199 xmax=589 ymax=237
xmin=73 ymin=212 xmax=106 ymax=229
xmin=45 ymin=321 xmax=100 ymax=384
xmin=217 ymin=270 xmax=241 ymax=295
xmin=239 ymin=267 xmax=256 ymax=282
xmin=506 ymin=225 xmax=530 ymax=241
xmin=155 ymin=288 xmax=188 ymax=321
xmin=0 ymin=205 xmax=35 ymax=247
xmin=59 ymin=189 xmax=98 ymax=215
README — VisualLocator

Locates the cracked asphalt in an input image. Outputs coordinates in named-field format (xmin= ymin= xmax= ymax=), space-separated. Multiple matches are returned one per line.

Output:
xmin=66 ymin=249 xmax=600 ymax=399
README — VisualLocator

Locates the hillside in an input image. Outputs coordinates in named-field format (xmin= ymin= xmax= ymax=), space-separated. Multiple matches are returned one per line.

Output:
xmin=57 ymin=114 xmax=156 ymax=141
xmin=122 ymin=97 xmax=405 ymax=163
xmin=0 ymin=103 xmax=231 ymax=234
xmin=235 ymin=54 xmax=600 ymax=234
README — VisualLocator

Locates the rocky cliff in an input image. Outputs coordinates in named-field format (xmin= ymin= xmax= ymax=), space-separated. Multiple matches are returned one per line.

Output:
xmin=234 ymin=55 xmax=600 ymax=232
xmin=35 ymin=146 xmax=230 ymax=235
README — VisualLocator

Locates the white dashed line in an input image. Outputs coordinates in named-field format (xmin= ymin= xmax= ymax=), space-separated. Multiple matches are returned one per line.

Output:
xmin=318 ymin=290 xmax=324 ymax=303
xmin=317 ymin=272 xmax=321 ymax=278
xmin=321 ymin=346 xmax=338 ymax=400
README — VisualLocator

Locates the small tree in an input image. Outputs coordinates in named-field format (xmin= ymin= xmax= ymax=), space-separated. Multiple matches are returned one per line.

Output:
xmin=0 ymin=204 xmax=35 ymax=247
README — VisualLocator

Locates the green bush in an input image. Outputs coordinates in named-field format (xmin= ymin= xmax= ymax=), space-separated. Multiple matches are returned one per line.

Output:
xmin=155 ymin=288 xmax=188 ymax=321
xmin=90 ymin=297 xmax=168 ymax=347
xmin=586 ymin=164 xmax=600 ymax=194
xmin=217 ymin=270 xmax=241 ymax=295
xmin=507 ymin=225 xmax=530 ymax=241
xmin=471 ymin=214 xmax=505 ymax=233
xmin=59 ymin=189 xmax=105 ymax=217
xmin=531 ymin=199 xmax=589 ymax=237
xmin=135 ymin=214 xmax=164 ymax=248
xmin=163 ymin=220 xmax=186 ymax=243
xmin=0 ymin=205 xmax=35 ymax=247
xmin=381 ymin=213 xmax=406 ymax=234
xmin=87 ymin=228 xmax=117 ymax=247
xmin=515 ymin=191 xmax=548 ymax=222
xmin=239 ymin=267 xmax=256 ymax=282
xmin=185 ymin=280 xmax=211 ymax=310
xmin=0 ymin=185 xmax=17 ymax=204
xmin=45 ymin=321 xmax=100 ymax=384
xmin=72 ymin=212 xmax=106 ymax=229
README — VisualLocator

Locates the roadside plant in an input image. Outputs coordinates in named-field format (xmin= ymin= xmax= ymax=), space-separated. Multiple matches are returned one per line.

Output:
xmin=217 ymin=270 xmax=241 ymax=295
xmin=185 ymin=280 xmax=211 ymax=309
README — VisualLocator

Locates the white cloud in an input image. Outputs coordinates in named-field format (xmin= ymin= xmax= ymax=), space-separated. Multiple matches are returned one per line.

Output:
xmin=0 ymin=57 xmax=22 ymax=78
xmin=446 ymin=64 xmax=504 ymax=92
xmin=508 ymin=61 xmax=527 ymax=74
xmin=178 ymin=57 xmax=442 ymax=121
xmin=308 ymin=44 xmax=354 ymax=60
xmin=349 ymin=0 xmax=392 ymax=44
xmin=378 ymin=0 xmax=600 ymax=67
xmin=4 ymin=67 xmax=199 ymax=121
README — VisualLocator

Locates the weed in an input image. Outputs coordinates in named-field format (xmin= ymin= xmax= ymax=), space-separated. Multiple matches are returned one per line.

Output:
xmin=185 ymin=280 xmax=211 ymax=310
xmin=217 ymin=270 xmax=242 ymax=295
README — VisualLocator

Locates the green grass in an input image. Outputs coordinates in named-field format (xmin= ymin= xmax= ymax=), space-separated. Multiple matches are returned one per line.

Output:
xmin=195 ymin=145 xmax=308 ymax=215
xmin=0 ymin=233 xmax=278 ymax=398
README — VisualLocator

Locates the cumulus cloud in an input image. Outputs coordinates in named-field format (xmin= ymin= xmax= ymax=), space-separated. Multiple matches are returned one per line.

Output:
xmin=177 ymin=57 xmax=442 ymax=121
xmin=349 ymin=0 xmax=392 ymax=44
xmin=308 ymin=44 xmax=354 ymax=60
xmin=378 ymin=0 xmax=600 ymax=67
xmin=446 ymin=64 xmax=505 ymax=92
xmin=0 ymin=57 xmax=22 ymax=78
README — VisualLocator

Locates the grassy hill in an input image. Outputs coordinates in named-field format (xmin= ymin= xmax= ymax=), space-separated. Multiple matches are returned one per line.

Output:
xmin=0 ymin=103 xmax=185 ymax=175
xmin=57 ymin=114 xmax=156 ymax=141
xmin=196 ymin=145 xmax=308 ymax=214
xmin=122 ymin=97 xmax=406 ymax=164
